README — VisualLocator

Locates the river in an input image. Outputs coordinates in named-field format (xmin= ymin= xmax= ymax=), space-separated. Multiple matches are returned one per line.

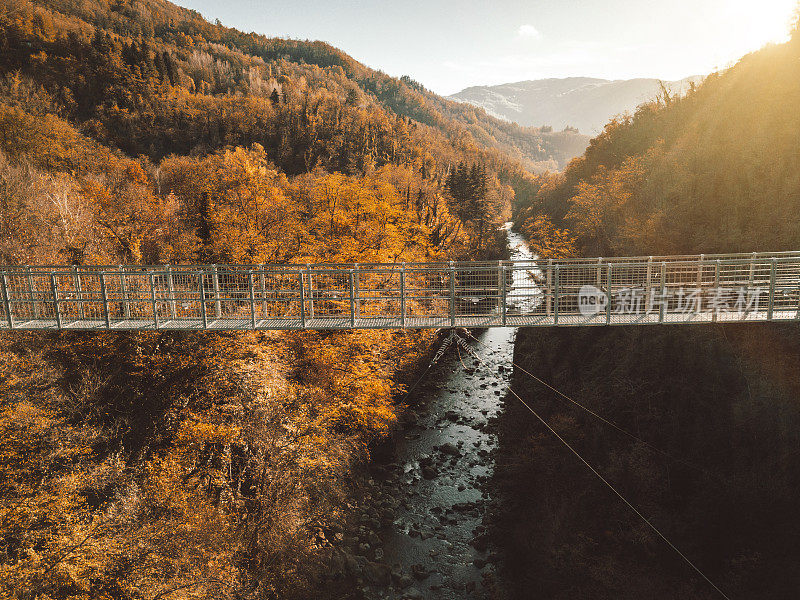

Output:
xmin=346 ymin=224 xmax=535 ymax=600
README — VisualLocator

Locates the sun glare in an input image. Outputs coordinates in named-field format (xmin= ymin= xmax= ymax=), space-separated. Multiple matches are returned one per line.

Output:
xmin=724 ymin=0 xmax=797 ymax=47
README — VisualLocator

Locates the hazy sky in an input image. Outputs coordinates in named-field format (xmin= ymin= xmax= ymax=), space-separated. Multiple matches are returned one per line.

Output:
xmin=176 ymin=0 xmax=798 ymax=95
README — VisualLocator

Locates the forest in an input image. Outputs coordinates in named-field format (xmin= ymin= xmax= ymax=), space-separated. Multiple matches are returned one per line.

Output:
xmin=0 ymin=0 xmax=581 ymax=597
xmin=492 ymin=14 xmax=800 ymax=600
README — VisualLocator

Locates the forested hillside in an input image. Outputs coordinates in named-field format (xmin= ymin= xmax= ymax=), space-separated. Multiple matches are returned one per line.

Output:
xmin=493 ymin=16 xmax=800 ymax=600
xmin=514 ymin=19 xmax=800 ymax=257
xmin=0 ymin=0 xmax=584 ymax=176
xmin=0 ymin=1 xmax=562 ymax=598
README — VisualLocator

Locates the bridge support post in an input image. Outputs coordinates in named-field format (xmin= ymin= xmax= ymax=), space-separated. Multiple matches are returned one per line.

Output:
xmin=259 ymin=265 xmax=268 ymax=318
xmin=659 ymin=262 xmax=667 ymax=323
xmin=501 ymin=264 xmax=507 ymax=326
xmin=696 ymin=254 xmax=705 ymax=317
xmin=211 ymin=265 xmax=222 ymax=319
xmin=166 ymin=265 xmax=177 ymax=320
xmin=606 ymin=264 xmax=613 ymax=325
xmin=712 ymin=260 xmax=721 ymax=322
xmin=553 ymin=265 xmax=560 ymax=325
xmin=1 ymin=272 xmax=13 ymax=329
xmin=26 ymin=266 xmax=38 ymax=319
xmin=354 ymin=264 xmax=360 ymax=320
xmin=149 ymin=273 xmax=159 ymax=329
xmin=119 ymin=266 xmax=130 ymax=320
xmin=645 ymin=257 xmax=653 ymax=305
xmin=298 ymin=270 xmax=306 ymax=328
xmin=306 ymin=265 xmax=315 ymax=319
xmin=100 ymin=272 xmax=110 ymax=329
xmin=400 ymin=267 xmax=406 ymax=328
xmin=497 ymin=260 xmax=503 ymax=311
xmin=198 ymin=272 xmax=207 ymax=329
xmin=50 ymin=274 xmax=62 ymax=329
xmin=72 ymin=265 xmax=85 ymax=320
xmin=248 ymin=270 xmax=256 ymax=329
xmin=349 ymin=270 xmax=356 ymax=328
xmin=768 ymin=258 xmax=776 ymax=320
xmin=449 ymin=261 xmax=456 ymax=327
xmin=546 ymin=259 xmax=553 ymax=316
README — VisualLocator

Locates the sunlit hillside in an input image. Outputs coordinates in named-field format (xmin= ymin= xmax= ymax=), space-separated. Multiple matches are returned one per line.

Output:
xmin=515 ymin=21 xmax=800 ymax=257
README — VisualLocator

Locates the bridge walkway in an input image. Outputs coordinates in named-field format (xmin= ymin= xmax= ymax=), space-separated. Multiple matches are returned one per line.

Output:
xmin=1 ymin=251 xmax=799 ymax=330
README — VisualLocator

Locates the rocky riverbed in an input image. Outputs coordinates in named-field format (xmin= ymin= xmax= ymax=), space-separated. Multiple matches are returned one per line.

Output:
xmin=325 ymin=327 xmax=515 ymax=599
xmin=319 ymin=227 xmax=534 ymax=599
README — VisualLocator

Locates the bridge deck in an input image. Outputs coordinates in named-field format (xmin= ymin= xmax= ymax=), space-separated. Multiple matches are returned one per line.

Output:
xmin=4 ymin=311 xmax=799 ymax=331
xmin=1 ymin=251 xmax=799 ymax=330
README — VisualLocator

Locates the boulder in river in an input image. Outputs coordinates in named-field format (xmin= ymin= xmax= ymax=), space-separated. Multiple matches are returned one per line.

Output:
xmin=440 ymin=442 xmax=461 ymax=456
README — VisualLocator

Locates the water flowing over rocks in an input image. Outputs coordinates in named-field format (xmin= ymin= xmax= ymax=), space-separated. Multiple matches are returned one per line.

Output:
xmin=326 ymin=226 xmax=533 ymax=599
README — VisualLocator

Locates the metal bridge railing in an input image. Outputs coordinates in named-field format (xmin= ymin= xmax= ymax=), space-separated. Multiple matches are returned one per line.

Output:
xmin=1 ymin=252 xmax=800 ymax=330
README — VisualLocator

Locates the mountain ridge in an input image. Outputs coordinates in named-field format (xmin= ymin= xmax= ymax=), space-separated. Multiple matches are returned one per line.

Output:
xmin=450 ymin=75 xmax=702 ymax=134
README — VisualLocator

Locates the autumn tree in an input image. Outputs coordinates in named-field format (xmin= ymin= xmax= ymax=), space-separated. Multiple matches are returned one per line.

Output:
xmin=205 ymin=145 xmax=297 ymax=263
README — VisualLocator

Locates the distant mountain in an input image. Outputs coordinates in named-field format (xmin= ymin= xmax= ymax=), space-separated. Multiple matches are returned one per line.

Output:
xmin=450 ymin=76 xmax=702 ymax=134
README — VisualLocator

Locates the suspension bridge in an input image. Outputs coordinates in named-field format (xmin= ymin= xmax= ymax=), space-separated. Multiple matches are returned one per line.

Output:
xmin=1 ymin=250 xmax=800 ymax=331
